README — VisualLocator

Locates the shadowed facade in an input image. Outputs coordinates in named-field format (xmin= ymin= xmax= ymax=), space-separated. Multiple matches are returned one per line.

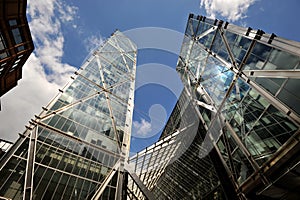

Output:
xmin=0 ymin=0 xmax=34 ymax=96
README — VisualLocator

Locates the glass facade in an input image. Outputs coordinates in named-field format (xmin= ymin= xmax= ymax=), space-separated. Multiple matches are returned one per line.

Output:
xmin=127 ymin=89 xmax=228 ymax=199
xmin=128 ymin=14 xmax=300 ymax=199
xmin=0 ymin=30 xmax=137 ymax=200
xmin=1 ymin=13 xmax=300 ymax=200
xmin=175 ymin=14 xmax=300 ymax=199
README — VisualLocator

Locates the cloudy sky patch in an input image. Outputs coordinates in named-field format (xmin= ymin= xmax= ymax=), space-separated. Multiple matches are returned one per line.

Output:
xmin=0 ymin=0 xmax=78 ymax=141
xmin=200 ymin=0 xmax=255 ymax=22
xmin=133 ymin=119 xmax=152 ymax=136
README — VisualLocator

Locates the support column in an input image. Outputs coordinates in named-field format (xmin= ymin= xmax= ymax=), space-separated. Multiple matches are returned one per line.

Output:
xmin=23 ymin=128 xmax=37 ymax=200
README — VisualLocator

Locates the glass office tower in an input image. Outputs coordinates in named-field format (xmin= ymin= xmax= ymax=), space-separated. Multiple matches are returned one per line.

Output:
xmin=0 ymin=30 xmax=137 ymax=200
xmin=128 ymin=14 xmax=300 ymax=199
xmin=128 ymin=89 xmax=230 ymax=200
xmin=176 ymin=14 xmax=300 ymax=199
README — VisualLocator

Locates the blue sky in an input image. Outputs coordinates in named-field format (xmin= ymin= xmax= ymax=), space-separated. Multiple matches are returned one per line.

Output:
xmin=1 ymin=0 xmax=300 ymax=154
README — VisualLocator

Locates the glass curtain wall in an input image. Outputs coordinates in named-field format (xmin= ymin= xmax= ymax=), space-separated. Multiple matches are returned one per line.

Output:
xmin=0 ymin=30 xmax=137 ymax=200
xmin=128 ymin=90 xmax=227 ymax=200
xmin=176 ymin=14 xmax=300 ymax=198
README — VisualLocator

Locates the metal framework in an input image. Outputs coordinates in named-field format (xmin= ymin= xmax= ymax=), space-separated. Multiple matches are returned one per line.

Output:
xmin=175 ymin=14 xmax=300 ymax=199
xmin=128 ymin=14 xmax=300 ymax=200
xmin=0 ymin=30 xmax=137 ymax=200
xmin=127 ymin=89 xmax=227 ymax=199
xmin=1 ymin=13 xmax=300 ymax=200
xmin=0 ymin=139 xmax=13 ymax=159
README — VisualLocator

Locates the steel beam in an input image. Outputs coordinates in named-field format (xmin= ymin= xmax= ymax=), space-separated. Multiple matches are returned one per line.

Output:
xmin=195 ymin=100 xmax=217 ymax=113
xmin=195 ymin=27 xmax=216 ymax=41
xmin=243 ymin=70 xmax=300 ymax=79
xmin=92 ymin=161 xmax=120 ymax=200
xmin=125 ymin=168 xmax=155 ymax=200
xmin=23 ymin=128 xmax=37 ymax=200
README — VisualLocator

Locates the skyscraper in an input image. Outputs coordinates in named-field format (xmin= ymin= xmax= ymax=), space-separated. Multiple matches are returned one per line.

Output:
xmin=0 ymin=0 xmax=34 ymax=97
xmin=0 ymin=30 xmax=137 ymax=200
xmin=128 ymin=14 xmax=300 ymax=199
xmin=1 ymin=13 xmax=300 ymax=200
xmin=128 ymin=89 xmax=230 ymax=200
xmin=176 ymin=14 xmax=300 ymax=199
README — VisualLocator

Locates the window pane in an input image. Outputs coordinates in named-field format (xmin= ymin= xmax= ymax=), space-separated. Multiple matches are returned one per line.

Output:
xmin=267 ymin=49 xmax=299 ymax=70
xmin=0 ymin=52 xmax=8 ymax=59
xmin=17 ymin=45 xmax=25 ymax=52
xmin=277 ymin=79 xmax=300 ymax=115
xmin=12 ymin=28 xmax=22 ymax=44
xmin=9 ymin=20 xmax=17 ymax=26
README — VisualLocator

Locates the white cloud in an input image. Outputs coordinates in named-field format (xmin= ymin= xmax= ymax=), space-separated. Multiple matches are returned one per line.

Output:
xmin=132 ymin=104 xmax=167 ymax=138
xmin=28 ymin=0 xmax=78 ymax=85
xmin=0 ymin=55 xmax=60 ymax=141
xmin=56 ymin=2 xmax=78 ymax=23
xmin=240 ymin=21 xmax=248 ymax=28
xmin=133 ymin=119 xmax=152 ymax=136
xmin=200 ymin=0 xmax=255 ymax=22
xmin=0 ymin=0 xmax=78 ymax=141
xmin=259 ymin=7 xmax=264 ymax=12
xmin=84 ymin=34 xmax=105 ymax=53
